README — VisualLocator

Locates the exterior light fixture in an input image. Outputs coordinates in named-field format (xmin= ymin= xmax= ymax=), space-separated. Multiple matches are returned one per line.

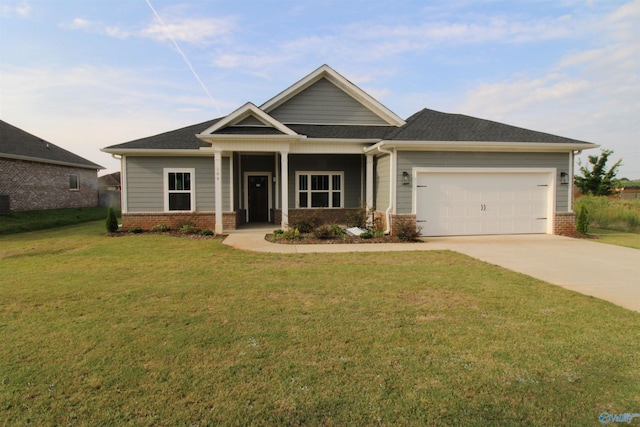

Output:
xmin=560 ymin=172 xmax=569 ymax=185
xmin=402 ymin=171 xmax=411 ymax=185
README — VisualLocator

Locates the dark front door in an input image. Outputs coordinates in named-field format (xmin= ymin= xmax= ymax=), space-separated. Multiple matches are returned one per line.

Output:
xmin=248 ymin=175 xmax=269 ymax=222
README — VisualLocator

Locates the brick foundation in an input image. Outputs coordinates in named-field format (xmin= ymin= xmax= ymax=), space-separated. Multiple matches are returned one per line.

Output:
xmin=122 ymin=211 xmax=240 ymax=231
xmin=554 ymin=212 xmax=576 ymax=236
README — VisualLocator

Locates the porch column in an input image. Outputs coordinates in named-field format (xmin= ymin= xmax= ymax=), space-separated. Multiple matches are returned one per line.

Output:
xmin=366 ymin=153 xmax=374 ymax=212
xmin=280 ymin=150 xmax=289 ymax=230
xmin=214 ymin=149 xmax=223 ymax=234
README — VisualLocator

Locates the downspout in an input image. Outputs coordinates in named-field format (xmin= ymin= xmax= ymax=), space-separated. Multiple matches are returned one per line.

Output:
xmin=377 ymin=145 xmax=395 ymax=235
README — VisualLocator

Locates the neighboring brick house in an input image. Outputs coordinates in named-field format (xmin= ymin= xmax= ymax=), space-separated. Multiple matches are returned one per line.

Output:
xmin=0 ymin=120 xmax=103 ymax=212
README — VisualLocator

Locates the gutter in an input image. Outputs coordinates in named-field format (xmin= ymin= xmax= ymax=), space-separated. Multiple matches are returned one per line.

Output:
xmin=376 ymin=145 xmax=395 ymax=235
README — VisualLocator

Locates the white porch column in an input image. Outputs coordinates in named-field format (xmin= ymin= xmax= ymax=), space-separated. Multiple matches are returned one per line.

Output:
xmin=214 ymin=149 xmax=223 ymax=234
xmin=365 ymin=153 xmax=374 ymax=211
xmin=280 ymin=150 xmax=289 ymax=230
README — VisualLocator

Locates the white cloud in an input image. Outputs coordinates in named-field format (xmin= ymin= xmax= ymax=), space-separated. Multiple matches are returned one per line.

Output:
xmin=140 ymin=17 xmax=235 ymax=45
xmin=1 ymin=1 xmax=31 ymax=17
xmin=455 ymin=2 xmax=640 ymax=177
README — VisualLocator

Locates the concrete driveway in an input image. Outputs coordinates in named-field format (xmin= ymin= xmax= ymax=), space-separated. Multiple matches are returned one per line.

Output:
xmin=425 ymin=234 xmax=640 ymax=312
xmin=223 ymin=231 xmax=639 ymax=312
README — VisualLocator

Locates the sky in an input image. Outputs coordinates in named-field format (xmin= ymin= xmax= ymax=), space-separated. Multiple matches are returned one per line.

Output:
xmin=1 ymin=0 xmax=639 ymax=178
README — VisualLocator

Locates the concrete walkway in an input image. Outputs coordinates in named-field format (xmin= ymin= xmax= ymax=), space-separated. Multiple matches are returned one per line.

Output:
xmin=223 ymin=229 xmax=640 ymax=312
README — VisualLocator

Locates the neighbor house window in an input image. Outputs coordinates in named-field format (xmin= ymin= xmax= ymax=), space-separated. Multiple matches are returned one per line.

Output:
xmin=164 ymin=168 xmax=195 ymax=211
xmin=296 ymin=172 xmax=343 ymax=208
xmin=69 ymin=174 xmax=79 ymax=190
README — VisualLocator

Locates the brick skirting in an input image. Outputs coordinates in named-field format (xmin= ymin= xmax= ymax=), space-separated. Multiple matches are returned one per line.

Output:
xmin=122 ymin=211 xmax=240 ymax=231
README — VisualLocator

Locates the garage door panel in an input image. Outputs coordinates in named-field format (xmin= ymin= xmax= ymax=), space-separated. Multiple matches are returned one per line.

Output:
xmin=416 ymin=171 xmax=550 ymax=236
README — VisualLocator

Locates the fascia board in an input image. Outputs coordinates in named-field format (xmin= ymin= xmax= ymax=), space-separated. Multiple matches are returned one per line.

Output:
xmin=100 ymin=148 xmax=217 ymax=156
xmin=200 ymin=102 xmax=297 ymax=136
xmin=260 ymin=64 xmax=406 ymax=127
xmin=2 ymin=153 xmax=104 ymax=169
xmin=364 ymin=140 xmax=599 ymax=153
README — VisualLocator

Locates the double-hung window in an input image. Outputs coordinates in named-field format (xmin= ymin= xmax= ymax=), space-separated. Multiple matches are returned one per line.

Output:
xmin=164 ymin=168 xmax=195 ymax=211
xmin=296 ymin=172 xmax=343 ymax=208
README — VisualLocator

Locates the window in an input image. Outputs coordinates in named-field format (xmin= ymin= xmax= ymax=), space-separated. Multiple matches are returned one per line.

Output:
xmin=164 ymin=169 xmax=194 ymax=211
xmin=69 ymin=174 xmax=79 ymax=190
xmin=296 ymin=172 xmax=343 ymax=208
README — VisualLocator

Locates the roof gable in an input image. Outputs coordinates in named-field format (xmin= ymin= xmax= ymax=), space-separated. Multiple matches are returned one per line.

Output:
xmin=200 ymin=102 xmax=297 ymax=136
xmin=0 ymin=120 xmax=103 ymax=169
xmin=261 ymin=64 xmax=405 ymax=127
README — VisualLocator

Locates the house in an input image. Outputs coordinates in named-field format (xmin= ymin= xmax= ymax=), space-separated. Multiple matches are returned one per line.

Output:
xmin=102 ymin=65 xmax=598 ymax=236
xmin=0 ymin=120 xmax=104 ymax=212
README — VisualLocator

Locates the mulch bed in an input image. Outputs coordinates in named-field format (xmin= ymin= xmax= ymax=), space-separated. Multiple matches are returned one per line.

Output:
xmin=266 ymin=234 xmax=412 ymax=245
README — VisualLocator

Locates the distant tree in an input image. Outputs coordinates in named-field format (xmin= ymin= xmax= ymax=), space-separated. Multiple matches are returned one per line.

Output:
xmin=574 ymin=149 xmax=622 ymax=196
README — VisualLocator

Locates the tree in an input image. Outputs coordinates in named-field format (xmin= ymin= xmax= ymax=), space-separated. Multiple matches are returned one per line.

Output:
xmin=574 ymin=149 xmax=622 ymax=196
xmin=105 ymin=207 xmax=119 ymax=233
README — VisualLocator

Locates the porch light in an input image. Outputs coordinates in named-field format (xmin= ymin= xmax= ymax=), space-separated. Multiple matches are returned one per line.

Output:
xmin=560 ymin=172 xmax=569 ymax=185
xmin=402 ymin=171 xmax=411 ymax=186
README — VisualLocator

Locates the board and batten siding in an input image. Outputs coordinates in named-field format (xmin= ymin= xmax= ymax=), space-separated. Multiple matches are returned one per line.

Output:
xmin=395 ymin=151 xmax=571 ymax=214
xmin=125 ymin=156 xmax=229 ymax=212
xmin=374 ymin=154 xmax=390 ymax=211
xmin=269 ymin=78 xmax=388 ymax=125
xmin=287 ymin=154 xmax=363 ymax=209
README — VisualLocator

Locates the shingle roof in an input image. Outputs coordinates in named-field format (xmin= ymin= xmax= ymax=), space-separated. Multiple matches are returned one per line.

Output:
xmin=106 ymin=118 xmax=221 ymax=150
xmin=103 ymin=108 xmax=593 ymax=150
xmin=1 ymin=120 xmax=103 ymax=169
xmin=387 ymin=108 xmax=591 ymax=144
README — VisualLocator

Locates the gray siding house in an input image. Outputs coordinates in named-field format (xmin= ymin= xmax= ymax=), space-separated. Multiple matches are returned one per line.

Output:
xmin=1 ymin=120 xmax=103 ymax=212
xmin=102 ymin=65 xmax=597 ymax=236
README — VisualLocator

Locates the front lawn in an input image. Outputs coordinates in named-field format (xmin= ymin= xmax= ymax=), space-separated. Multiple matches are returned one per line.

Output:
xmin=1 ymin=222 xmax=638 ymax=425
xmin=589 ymin=228 xmax=640 ymax=250
xmin=0 ymin=207 xmax=114 ymax=235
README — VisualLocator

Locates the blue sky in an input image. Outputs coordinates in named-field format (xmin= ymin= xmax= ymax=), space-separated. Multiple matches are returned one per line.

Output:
xmin=1 ymin=0 xmax=638 ymax=178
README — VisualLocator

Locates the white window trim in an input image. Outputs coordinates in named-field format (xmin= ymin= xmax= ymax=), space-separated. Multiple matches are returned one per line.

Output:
xmin=295 ymin=171 xmax=344 ymax=209
xmin=69 ymin=174 xmax=79 ymax=191
xmin=163 ymin=168 xmax=195 ymax=212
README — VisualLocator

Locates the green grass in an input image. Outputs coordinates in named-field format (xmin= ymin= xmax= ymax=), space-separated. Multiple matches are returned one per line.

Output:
xmin=575 ymin=196 xmax=640 ymax=233
xmin=589 ymin=228 xmax=640 ymax=250
xmin=0 ymin=207 xmax=116 ymax=235
xmin=1 ymin=222 xmax=639 ymax=426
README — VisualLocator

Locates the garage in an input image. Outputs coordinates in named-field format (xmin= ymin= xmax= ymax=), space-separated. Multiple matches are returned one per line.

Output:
xmin=415 ymin=168 xmax=553 ymax=236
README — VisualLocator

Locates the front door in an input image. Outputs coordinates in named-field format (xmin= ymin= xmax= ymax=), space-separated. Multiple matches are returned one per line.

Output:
xmin=248 ymin=175 xmax=269 ymax=222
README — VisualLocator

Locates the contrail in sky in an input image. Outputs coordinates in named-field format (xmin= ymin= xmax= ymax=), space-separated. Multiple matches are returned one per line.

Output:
xmin=144 ymin=0 xmax=221 ymax=115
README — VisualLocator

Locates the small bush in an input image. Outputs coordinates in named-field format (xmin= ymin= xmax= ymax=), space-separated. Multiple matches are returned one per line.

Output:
xmin=313 ymin=225 xmax=334 ymax=239
xmin=360 ymin=230 xmax=373 ymax=239
xmin=200 ymin=229 xmax=214 ymax=236
xmin=105 ymin=207 xmax=118 ymax=233
xmin=345 ymin=208 xmax=367 ymax=228
xmin=328 ymin=223 xmax=344 ymax=236
xmin=129 ymin=226 xmax=143 ymax=234
xmin=273 ymin=229 xmax=284 ymax=236
xmin=151 ymin=224 xmax=171 ymax=232
xmin=394 ymin=218 xmax=422 ymax=242
xmin=290 ymin=212 xmax=321 ymax=233
xmin=576 ymin=205 xmax=589 ymax=235
xmin=282 ymin=228 xmax=301 ymax=241
xmin=179 ymin=224 xmax=199 ymax=234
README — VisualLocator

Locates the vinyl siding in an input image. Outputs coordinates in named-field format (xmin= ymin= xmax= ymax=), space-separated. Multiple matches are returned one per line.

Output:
xmin=270 ymin=78 xmax=388 ymax=125
xmin=395 ymin=151 xmax=570 ymax=214
xmin=287 ymin=154 xmax=363 ymax=209
xmin=374 ymin=154 xmax=390 ymax=210
xmin=125 ymin=156 xmax=229 ymax=212
xmin=235 ymin=115 xmax=265 ymax=126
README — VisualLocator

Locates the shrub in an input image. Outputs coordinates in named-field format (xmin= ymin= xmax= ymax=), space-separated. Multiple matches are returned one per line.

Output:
xmin=129 ymin=226 xmax=143 ymax=234
xmin=360 ymin=230 xmax=373 ymax=239
xmin=345 ymin=208 xmax=367 ymax=228
xmin=273 ymin=229 xmax=284 ymax=236
xmin=313 ymin=225 xmax=334 ymax=239
xmin=179 ymin=224 xmax=199 ymax=234
xmin=151 ymin=224 xmax=171 ymax=232
xmin=394 ymin=218 xmax=422 ymax=242
xmin=282 ymin=228 xmax=301 ymax=241
xmin=105 ymin=207 xmax=118 ymax=233
xmin=328 ymin=223 xmax=344 ymax=236
xmin=576 ymin=205 xmax=590 ymax=235
xmin=290 ymin=212 xmax=321 ymax=233
xmin=200 ymin=229 xmax=214 ymax=236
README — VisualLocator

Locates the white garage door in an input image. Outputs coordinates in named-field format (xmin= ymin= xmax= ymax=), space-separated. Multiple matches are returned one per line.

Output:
xmin=416 ymin=170 xmax=551 ymax=236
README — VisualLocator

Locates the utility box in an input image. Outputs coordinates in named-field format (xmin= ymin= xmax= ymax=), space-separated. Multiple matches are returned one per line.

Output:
xmin=0 ymin=195 xmax=10 ymax=214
